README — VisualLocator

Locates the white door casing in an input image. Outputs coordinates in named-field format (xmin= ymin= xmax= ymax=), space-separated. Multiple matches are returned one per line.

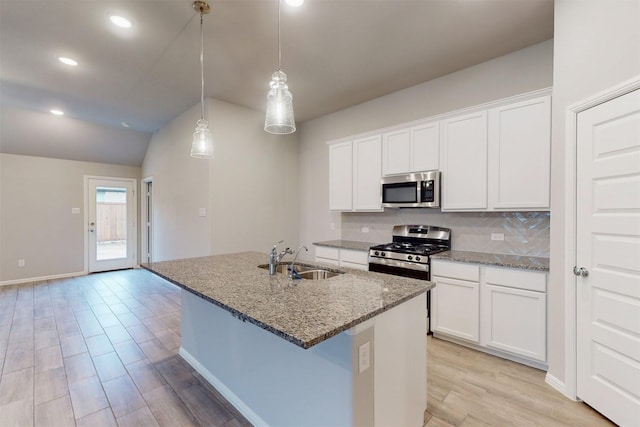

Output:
xmin=576 ymin=88 xmax=640 ymax=426
xmin=86 ymin=177 xmax=137 ymax=273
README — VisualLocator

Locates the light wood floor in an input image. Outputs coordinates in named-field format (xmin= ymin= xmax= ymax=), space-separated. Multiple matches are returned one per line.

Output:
xmin=425 ymin=336 xmax=615 ymax=426
xmin=0 ymin=269 xmax=615 ymax=426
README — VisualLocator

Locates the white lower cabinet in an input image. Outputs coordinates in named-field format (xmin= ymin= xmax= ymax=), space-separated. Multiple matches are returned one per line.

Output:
xmin=481 ymin=266 xmax=546 ymax=362
xmin=315 ymin=246 xmax=368 ymax=271
xmin=431 ymin=260 xmax=480 ymax=342
xmin=432 ymin=259 xmax=547 ymax=367
xmin=431 ymin=276 xmax=479 ymax=343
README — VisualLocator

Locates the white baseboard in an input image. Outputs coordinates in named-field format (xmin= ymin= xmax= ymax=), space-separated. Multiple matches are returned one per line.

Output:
xmin=178 ymin=347 xmax=269 ymax=427
xmin=545 ymin=372 xmax=577 ymax=401
xmin=0 ymin=271 xmax=86 ymax=287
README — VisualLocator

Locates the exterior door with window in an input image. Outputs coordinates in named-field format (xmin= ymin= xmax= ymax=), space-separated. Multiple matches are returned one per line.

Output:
xmin=87 ymin=178 xmax=136 ymax=272
xmin=576 ymin=88 xmax=640 ymax=426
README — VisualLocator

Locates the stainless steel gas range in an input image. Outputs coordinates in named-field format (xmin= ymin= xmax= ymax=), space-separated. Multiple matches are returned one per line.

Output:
xmin=368 ymin=225 xmax=451 ymax=333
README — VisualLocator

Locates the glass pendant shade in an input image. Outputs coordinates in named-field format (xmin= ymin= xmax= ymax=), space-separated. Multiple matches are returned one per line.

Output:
xmin=264 ymin=70 xmax=296 ymax=134
xmin=191 ymin=119 xmax=214 ymax=158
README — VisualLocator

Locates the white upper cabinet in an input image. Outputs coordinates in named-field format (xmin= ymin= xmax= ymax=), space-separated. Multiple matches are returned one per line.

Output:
xmin=411 ymin=122 xmax=440 ymax=172
xmin=329 ymin=136 xmax=382 ymax=212
xmin=441 ymin=111 xmax=489 ymax=210
xmin=329 ymin=141 xmax=353 ymax=211
xmin=329 ymin=89 xmax=551 ymax=213
xmin=382 ymin=129 xmax=411 ymax=175
xmin=441 ymin=92 xmax=551 ymax=212
xmin=353 ymin=135 xmax=383 ymax=211
xmin=488 ymin=96 xmax=551 ymax=210
xmin=382 ymin=122 xmax=439 ymax=176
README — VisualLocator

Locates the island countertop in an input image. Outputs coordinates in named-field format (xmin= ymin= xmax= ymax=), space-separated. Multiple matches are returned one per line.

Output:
xmin=141 ymin=251 xmax=433 ymax=349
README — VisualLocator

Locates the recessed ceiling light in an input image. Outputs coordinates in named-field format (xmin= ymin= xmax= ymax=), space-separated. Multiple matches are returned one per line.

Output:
xmin=110 ymin=15 xmax=132 ymax=28
xmin=285 ymin=0 xmax=304 ymax=6
xmin=58 ymin=57 xmax=78 ymax=66
xmin=121 ymin=122 xmax=130 ymax=128
xmin=50 ymin=109 xmax=64 ymax=116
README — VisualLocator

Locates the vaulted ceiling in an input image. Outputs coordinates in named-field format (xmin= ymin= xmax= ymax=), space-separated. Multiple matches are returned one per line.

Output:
xmin=0 ymin=0 xmax=554 ymax=166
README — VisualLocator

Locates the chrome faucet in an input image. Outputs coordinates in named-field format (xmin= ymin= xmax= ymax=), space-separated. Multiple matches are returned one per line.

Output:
xmin=269 ymin=240 xmax=293 ymax=275
xmin=289 ymin=245 xmax=308 ymax=279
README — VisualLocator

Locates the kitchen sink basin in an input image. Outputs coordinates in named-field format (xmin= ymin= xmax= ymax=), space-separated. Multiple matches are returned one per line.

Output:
xmin=294 ymin=269 xmax=342 ymax=280
xmin=257 ymin=263 xmax=344 ymax=280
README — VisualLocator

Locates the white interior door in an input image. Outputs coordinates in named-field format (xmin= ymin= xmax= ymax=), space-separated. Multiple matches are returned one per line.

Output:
xmin=576 ymin=88 xmax=640 ymax=426
xmin=87 ymin=177 xmax=136 ymax=272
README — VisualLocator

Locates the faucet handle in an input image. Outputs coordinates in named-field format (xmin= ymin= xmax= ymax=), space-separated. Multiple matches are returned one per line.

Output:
xmin=271 ymin=240 xmax=284 ymax=251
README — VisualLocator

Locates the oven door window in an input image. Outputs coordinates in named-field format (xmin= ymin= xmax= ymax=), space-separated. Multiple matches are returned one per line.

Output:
xmin=382 ymin=182 xmax=418 ymax=203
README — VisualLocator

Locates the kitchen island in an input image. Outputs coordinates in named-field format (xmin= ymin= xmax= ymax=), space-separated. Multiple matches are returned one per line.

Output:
xmin=142 ymin=251 xmax=433 ymax=427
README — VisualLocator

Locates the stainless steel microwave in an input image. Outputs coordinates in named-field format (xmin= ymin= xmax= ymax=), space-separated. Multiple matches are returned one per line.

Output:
xmin=381 ymin=171 xmax=440 ymax=208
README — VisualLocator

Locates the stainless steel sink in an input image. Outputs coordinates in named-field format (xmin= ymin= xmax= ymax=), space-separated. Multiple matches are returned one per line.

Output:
xmin=257 ymin=263 xmax=344 ymax=280
xmin=295 ymin=269 xmax=342 ymax=280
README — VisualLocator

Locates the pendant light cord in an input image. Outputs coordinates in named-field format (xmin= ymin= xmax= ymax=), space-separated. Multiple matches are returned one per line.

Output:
xmin=200 ymin=12 xmax=205 ymax=120
xmin=277 ymin=0 xmax=281 ymax=70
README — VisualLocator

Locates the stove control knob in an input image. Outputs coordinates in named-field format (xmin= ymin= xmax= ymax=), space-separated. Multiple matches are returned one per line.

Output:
xmin=407 ymin=255 xmax=413 ymax=261
xmin=381 ymin=252 xmax=386 ymax=257
xmin=374 ymin=251 xmax=380 ymax=256
xmin=415 ymin=256 xmax=421 ymax=262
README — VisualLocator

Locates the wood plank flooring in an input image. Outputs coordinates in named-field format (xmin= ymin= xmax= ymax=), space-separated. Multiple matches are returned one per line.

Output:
xmin=425 ymin=336 xmax=615 ymax=426
xmin=0 ymin=269 xmax=251 ymax=427
xmin=0 ymin=269 xmax=615 ymax=426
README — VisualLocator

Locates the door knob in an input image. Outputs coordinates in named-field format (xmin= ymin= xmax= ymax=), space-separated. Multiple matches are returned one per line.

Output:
xmin=573 ymin=266 xmax=589 ymax=277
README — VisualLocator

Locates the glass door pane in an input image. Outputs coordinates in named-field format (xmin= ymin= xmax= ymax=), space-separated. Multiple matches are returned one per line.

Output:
xmin=96 ymin=186 xmax=128 ymax=260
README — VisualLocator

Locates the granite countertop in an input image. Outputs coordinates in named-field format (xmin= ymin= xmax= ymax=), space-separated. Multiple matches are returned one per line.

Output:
xmin=141 ymin=251 xmax=433 ymax=349
xmin=313 ymin=240 xmax=379 ymax=252
xmin=431 ymin=250 xmax=549 ymax=271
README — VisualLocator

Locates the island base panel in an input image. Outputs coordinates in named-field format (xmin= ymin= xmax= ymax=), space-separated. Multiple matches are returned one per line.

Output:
xmin=180 ymin=290 xmax=426 ymax=426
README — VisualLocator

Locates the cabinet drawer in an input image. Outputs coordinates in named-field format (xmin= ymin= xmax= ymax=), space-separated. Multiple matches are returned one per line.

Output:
xmin=484 ymin=266 xmax=546 ymax=292
xmin=315 ymin=246 xmax=340 ymax=260
xmin=341 ymin=261 xmax=368 ymax=271
xmin=431 ymin=260 xmax=480 ymax=282
xmin=340 ymin=249 xmax=369 ymax=265
xmin=316 ymin=257 xmax=340 ymax=267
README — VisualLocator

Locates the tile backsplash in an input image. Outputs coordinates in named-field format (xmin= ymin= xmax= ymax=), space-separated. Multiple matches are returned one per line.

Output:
xmin=341 ymin=210 xmax=550 ymax=257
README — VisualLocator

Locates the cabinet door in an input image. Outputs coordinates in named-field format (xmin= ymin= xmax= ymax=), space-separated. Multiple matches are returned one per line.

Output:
xmin=431 ymin=276 xmax=480 ymax=343
xmin=441 ymin=111 xmax=488 ymax=210
xmin=329 ymin=142 xmax=353 ymax=211
xmin=482 ymin=284 xmax=546 ymax=361
xmin=489 ymin=96 xmax=551 ymax=210
xmin=411 ymin=122 xmax=439 ymax=172
xmin=353 ymin=135 xmax=383 ymax=211
xmin=382 ymin=129 xmax=411 ymax=176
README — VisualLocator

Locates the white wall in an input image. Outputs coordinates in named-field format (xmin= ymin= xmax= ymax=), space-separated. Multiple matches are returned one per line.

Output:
xmin=298 ymin=40 xmax=554 ymax=260
xmin=0 ymin=153 xmax=140 ymax=283
xmin=142 ymin=98 xmax=299 ymax=262
xmin=548 ymin=0 xmax=640 ymax=390
xmin=141 ymin=103 xmax=211 ymax=262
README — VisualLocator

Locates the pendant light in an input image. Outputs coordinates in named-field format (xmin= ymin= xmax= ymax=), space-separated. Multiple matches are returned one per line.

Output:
xmin=190 ymin=1 xmax=214 ymax=159
xmin=264 ymin=0 xmax=296 ymax=134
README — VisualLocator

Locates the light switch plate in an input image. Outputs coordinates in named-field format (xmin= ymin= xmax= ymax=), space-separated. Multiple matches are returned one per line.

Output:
xmin=198 ymin=208 xmax=206 ymax=217
xmin=17 ymin=259 xmax=25 ymax=267
xmin=71 ymin=208 xmax=80 ymax=215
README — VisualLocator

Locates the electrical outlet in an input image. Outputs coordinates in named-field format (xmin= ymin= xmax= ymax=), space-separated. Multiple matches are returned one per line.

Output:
xmin=358 ymin=341 xmax=370 ymax=373
xmin=491 ymin=233 xmax=505 ymax=241
xmin=17 ymin=259 xmax=25 ymax=267
xmin=361 ymin=227 xmax=370 ymax=233
xmin=330 ymin=222 xmax=335 ymax=231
